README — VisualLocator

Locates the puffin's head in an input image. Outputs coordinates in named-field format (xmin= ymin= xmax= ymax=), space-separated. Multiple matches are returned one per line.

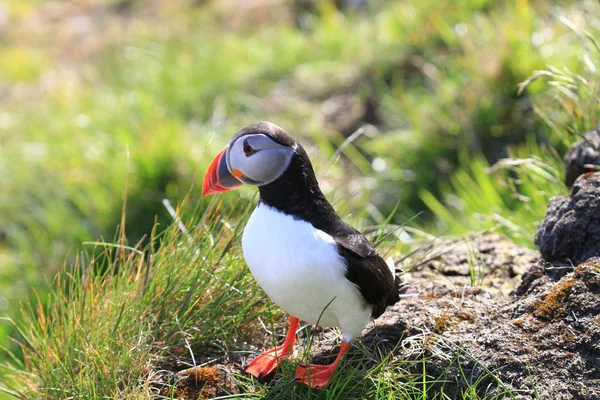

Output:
xmin=202 ymin=121 xmax=297 ymax=196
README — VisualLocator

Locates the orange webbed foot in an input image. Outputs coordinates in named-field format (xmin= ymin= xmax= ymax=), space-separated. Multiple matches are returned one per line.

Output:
xmin=294 ymin=363 xmax=336 ymax=389
xmin=245 ymin=316 xmax=299 ymax=380
xmin=245 ymin=344 xmax=291 ymax=379
xmin=293 ymin=341 xmax=351 ymax=389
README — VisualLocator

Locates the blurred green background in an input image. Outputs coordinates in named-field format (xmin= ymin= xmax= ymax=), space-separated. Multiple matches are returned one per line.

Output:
xmin=1 ymin=0 xmax=599 ymax=392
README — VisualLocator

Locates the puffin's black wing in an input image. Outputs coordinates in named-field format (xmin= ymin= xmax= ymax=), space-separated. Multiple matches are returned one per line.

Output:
xmin=333 ymin=233 xmax=400 ymax=317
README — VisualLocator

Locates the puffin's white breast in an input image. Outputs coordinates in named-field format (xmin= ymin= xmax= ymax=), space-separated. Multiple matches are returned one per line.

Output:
xmin=242 ymin=203 xmax=370 ymax=341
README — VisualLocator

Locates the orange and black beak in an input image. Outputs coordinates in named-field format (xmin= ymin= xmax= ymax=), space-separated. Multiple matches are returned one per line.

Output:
xmin=202 ymin=146 xmax=244 ymax=196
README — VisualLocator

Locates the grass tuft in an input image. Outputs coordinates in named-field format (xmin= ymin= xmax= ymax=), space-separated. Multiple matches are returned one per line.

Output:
xmin=1 ymin=199 xmax=270 ymax=398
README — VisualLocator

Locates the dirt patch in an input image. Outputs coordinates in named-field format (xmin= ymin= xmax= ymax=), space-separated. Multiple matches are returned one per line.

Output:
xmin=169 ymin=367 xmax=220 ymax=399
xmin=401 ymin=233 xmax=538 ymax=297
xmin=153 ymin=365 xmax=241 ymax=399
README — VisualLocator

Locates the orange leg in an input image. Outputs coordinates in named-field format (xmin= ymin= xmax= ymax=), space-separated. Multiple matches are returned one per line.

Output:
xmin=294 ymin=341 xmax=350 ymax=389
xmin=245 ymin=316 xmax=300 ymax=379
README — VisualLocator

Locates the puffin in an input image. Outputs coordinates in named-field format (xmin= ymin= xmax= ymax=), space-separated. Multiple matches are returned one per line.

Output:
xmin=202 ymin=121 xmax=400 ymax=388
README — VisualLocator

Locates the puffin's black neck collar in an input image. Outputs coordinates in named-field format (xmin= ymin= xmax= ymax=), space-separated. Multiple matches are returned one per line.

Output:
xmin=258 ymin=149 xmax=340 ymax=231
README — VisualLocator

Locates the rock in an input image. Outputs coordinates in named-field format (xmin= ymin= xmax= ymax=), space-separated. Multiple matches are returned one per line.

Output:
xmin=363 ymin=250 xmax=600 ymax=400
xmin=564 ymin=126 xmax=600 ymax=187
xmin=535 ymin=172 xmax=600 ymax=273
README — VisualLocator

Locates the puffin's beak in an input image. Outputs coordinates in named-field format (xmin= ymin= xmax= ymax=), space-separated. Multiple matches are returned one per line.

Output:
xmin=202 ymin=146 xmax=243 ymax=196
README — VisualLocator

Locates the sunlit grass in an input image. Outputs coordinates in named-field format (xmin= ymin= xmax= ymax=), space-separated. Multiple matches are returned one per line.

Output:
xmin=419 ymin=21 xmax=600 ymax=246
xmin=1 ymin=199 xmax=267 ymax=398
xmin=419 ymin=147 xmax=565 ymax=247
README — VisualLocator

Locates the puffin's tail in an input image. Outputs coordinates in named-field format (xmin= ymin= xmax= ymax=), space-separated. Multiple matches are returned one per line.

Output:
xmin=371 ymin=274 xmax=401 ymax=318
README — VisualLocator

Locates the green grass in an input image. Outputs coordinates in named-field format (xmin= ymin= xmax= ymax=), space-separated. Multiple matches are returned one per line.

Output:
xmin=419 ymin=19 xmax=600 ymax=246
xmin=1 ymin=200 xmax=265 ymax=398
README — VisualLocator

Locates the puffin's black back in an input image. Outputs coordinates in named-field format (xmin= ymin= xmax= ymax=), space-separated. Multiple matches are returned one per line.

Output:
xmin=236 ymin=122 xmax=401 ymax=317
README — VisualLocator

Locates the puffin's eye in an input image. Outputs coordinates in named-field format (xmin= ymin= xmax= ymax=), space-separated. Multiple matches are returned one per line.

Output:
xmin=243 ymin=138 xmax=257 ymax=157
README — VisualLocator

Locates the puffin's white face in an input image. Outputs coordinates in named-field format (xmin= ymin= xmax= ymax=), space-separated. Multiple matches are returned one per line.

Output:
xmin=203 ymin=132 xmax=295 ymax=196
xmin=227 ymin=133 xmax=294 ymax=186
